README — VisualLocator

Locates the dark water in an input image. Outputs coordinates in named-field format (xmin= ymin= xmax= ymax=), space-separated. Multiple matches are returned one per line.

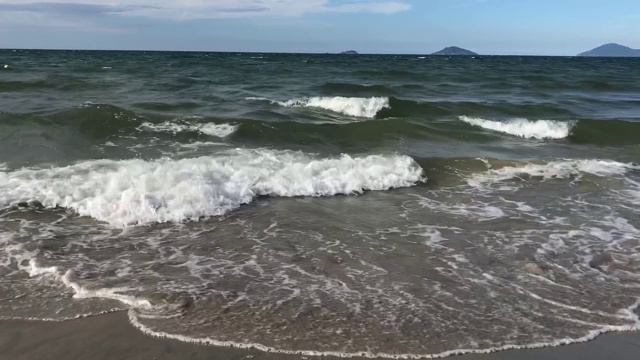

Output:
xmin=1 ymin=50 xmax=640 ymax=358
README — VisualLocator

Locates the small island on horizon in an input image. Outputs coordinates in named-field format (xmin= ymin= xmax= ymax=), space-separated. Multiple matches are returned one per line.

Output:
xmin=431 ymin=46 xmax=478 ymax=56
xmin=577 ymin=43 xmax=640 ymax=57
xmin=340 ymin=50 xmax=359 ymax=55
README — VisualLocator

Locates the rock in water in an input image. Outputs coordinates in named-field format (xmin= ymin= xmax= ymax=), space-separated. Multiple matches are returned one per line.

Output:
xmin=578 ymin=43 xmax=640 ymax=57
xmin=589 ymin=253 xmax=614 ymax=270
xmin=524 ymin=263 xmax=545 ymax=276
xmin=431 ymin=46 xmax=478 ymax=56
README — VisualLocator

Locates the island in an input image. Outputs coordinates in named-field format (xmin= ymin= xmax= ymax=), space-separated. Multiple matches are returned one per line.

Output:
xmin=340 ymin=50 xmax=359 ymax=55
xmin=431 ymin=46 xmax=478 ymax=56
xmin=577 ymin=43 xmax=640 ymax=57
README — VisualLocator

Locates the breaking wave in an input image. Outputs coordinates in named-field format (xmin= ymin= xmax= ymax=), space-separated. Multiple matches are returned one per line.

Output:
xmin=0 ymin=150 xmax=423 ymax=227
xmin=248 ymin=96 xmax=390 ymax=118
xmin=139 ymin=121 xmax=238 ymax=138
xmin=468 ymin=159 xmax=638 ymax=188
xmin=459 ymin=116 xmax=574 ymax=139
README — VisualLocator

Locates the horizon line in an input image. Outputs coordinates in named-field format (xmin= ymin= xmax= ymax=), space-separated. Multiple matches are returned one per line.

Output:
xmin=0 ymin=47 xmax=595 ymax=57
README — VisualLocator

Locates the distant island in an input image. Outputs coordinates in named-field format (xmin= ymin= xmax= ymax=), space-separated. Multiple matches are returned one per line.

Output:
xmin=431 ymin=46 xmax=478 ymax=56
xmin=340 ymin=50 xmax=359 ymax=55
xmin=578 ymin=43 xmax=640 ymax=57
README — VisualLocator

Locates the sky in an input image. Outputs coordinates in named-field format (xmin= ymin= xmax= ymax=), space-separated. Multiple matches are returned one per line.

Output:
xmin=0 ymin=0 xmax=639 ymax=55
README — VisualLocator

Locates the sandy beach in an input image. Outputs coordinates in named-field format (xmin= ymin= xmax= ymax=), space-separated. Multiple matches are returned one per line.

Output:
xmin=1 ymin=312 xmax=639 ymax=360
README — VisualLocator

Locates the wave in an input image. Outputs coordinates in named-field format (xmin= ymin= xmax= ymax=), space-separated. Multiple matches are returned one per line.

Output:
xmin=21 ymin=245 xmax=640 ymax=359
xmin=133 ymin=101 xmax=202 ymax=112
xmin=459 ymin=116 xmax=574 ymax=139
xmin=317 ymin=82 xmax=397 ymax=96
xmin=46 ymin=103 xmax=142 ymax=138
xmin=25 ymin=259 xmax=153 ymax=310
xmin=3 ymin=103 xmax=639 ymax=148
xmin=139 ymin=121 xmax=238 ymax=138
xmin=458 ymin=116 xmax=640 ymax=145
xmin=468 ymin=159 xmax=638 ymax=188
xmin=0 ymin=150 xmax=423 ymax=227
xmin=569 ymin=119 xmax=640 ymax=145
xmin=129 ymin=310 xmax=639 ymax=359
xmin=0 ymin=77 xmax=98 ymax=92
xmin=248 ymin=96 xmax=462 ymax=120
xmin=230 ymin=117 xmax=435 ymax=149
xmin=248 ymin=96 xmax=390 ymax=118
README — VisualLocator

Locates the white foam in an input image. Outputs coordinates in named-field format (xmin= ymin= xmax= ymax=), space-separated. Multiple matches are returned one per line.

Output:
xmin=469 ymin=159 xmax=637 ymax=188
xmin=26 ymin=259 xmax=153 ymax=310
xmin=248 ymin=96 xmax=390 ymax=118
xmin=139 ymin=122 xmax=238 ymax=138
xmin=459 ymin=116 xmax=574 ymax=139
xmin=128 ymin=298 xmax=640 ymax=359
xmin=0 ymin=150 xmax=423 ymax=227
xmin=178 ymin=141 xmax=228 ymax=149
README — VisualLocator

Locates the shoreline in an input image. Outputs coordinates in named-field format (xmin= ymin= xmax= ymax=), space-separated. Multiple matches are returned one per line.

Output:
xmin=2 ymin=312 xmax=640 ymax=360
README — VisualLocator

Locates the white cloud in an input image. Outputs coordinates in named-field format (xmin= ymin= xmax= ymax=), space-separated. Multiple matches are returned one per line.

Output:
xmin=0 ymin=1 xmax=412 ymax=20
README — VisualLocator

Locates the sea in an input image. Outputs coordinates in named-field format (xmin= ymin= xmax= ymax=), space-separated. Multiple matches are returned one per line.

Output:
xmin=1 ymin=50 xmax=639 ymax=358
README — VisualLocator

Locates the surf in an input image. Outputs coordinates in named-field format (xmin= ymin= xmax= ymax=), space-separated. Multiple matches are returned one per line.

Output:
xmin=0 ymin=150 xmax=424 ymax=227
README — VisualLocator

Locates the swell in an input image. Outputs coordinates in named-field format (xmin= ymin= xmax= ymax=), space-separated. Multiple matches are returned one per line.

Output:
xmin=378 ymin=97 xmax=576 ymax=119
xmin=0 ymin=104 xmax=230 ymax=140
xmin=570 ymin=119 xmax=640 ymax=145
xmin=318 ymin=82 xmax=397 ymax=96
xmin=2 ymin=103 xmax=639 ymax=146
xmin=230 ymin=118 xmax=436 ymax=149
xmin=249 ymin=96 xmax=576 ymax=120
xmin=48 ymin=103 xmax=143 ymax=138
xmin=0 ymin=103 xmax=144 ymax=140
xmin=0 ymin=77 xmax=109 ymax=93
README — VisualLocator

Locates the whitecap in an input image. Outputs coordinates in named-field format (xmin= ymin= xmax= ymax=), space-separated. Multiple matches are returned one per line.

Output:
xmin=248 ymin=96 xmax=390 ymax=118
xmin=459 ymin=116 xmax=574 ymax=140
xmin=139 ymin=122 xmax=238 ymax=138
xmin=0 ymin=150 xmax=424 ymax=227
xmin=468 ymin=159 xmax=638 ymax=188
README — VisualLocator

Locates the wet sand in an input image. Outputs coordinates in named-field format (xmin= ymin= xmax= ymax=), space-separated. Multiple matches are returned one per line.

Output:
xmin=1 ymin=312 xmax=639 ymax=360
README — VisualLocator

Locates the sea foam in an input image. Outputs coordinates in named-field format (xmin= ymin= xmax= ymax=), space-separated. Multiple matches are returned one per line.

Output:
xmin=24 ymin=258 xmax=153 ymax=310
xmin=0 ymin=150 xmax=423 ymax=227
xmin=127 ymin=299 xmax=640 ymax=359
xmin=248 ymin=96 xmax=390 ymax=118
xmin=459 ymin=116 xmax=573 ymax=139
xmin=22 ymin=252 xmax=640 ymax=359
xmin=139 ymin=121 xmax=238 ymax=138
xmin=468 ymin=159 xmax=637 ymax=188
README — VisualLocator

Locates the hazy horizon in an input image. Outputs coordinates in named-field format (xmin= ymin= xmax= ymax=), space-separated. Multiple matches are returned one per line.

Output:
xmin=0 ymin=1 xmax=639 ymax=56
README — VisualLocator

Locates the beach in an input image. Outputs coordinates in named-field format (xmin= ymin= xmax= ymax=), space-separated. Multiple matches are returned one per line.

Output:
xmin=1 ymin=50 xmax=639 ymax=359
xmin=1 ymin=313 xmax=640 ymax=360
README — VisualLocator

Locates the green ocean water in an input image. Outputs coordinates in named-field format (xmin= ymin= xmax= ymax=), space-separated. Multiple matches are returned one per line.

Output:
xmin=1 ymin=50 xmax=640 ymax=358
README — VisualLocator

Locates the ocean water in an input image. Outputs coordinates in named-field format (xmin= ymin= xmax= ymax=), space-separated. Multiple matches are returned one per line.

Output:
xmin=1 ymin=50 xmax=640 ymax=358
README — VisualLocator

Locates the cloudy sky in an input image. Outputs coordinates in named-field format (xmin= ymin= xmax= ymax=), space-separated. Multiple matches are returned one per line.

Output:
xmin=0 ymin=0 xmax=638 ymax=55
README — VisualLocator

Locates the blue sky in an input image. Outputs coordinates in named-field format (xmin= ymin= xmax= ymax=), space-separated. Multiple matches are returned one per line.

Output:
xmin=0 ymin=0 xmax=639 ymax=55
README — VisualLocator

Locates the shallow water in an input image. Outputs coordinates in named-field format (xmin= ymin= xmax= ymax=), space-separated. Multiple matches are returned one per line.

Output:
xmin=1 ymin=50 xmax=639 ymax=358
